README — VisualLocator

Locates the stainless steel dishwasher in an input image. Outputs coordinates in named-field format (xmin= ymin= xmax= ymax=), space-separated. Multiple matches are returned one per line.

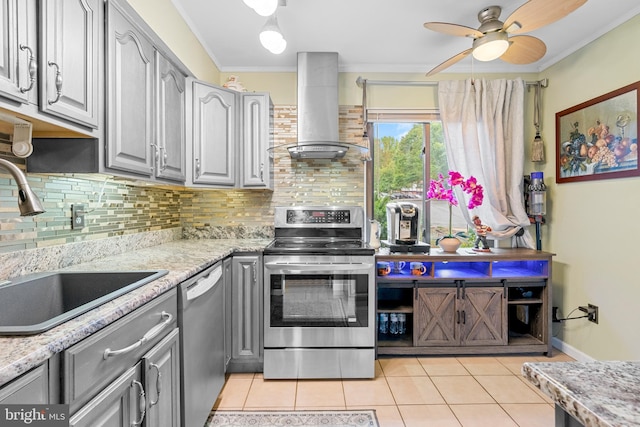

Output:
xmin=178 ymin=262 xmax=224 ymax=427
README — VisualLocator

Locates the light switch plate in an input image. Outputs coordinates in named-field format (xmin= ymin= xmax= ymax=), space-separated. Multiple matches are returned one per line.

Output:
xmin=72 ymin=204 xmax=86 ymax=229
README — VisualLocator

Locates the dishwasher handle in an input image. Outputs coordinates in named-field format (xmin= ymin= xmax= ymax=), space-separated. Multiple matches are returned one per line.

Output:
xmin=186 ymin=265 xmax=222 ymax=301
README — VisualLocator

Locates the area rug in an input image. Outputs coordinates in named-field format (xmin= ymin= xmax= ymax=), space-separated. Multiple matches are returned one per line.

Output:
xmin=206 ymin=410 xmax=379 ymax=427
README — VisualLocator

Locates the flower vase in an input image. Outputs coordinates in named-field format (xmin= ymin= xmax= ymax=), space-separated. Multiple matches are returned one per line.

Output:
xmin=438 ymin=237 xmax=462 ymax=253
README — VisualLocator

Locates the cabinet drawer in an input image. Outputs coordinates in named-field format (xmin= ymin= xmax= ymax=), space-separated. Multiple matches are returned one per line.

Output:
xmin=0 ymin=363 xmax=49 ymax=404
xmin=64 ymin=289 xmax=177 ymax=411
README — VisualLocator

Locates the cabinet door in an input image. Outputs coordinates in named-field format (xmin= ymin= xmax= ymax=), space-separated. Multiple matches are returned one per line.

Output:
xmin=192 ymin=81 xmax=236 ymax=186
xmin=414 ymin=287 xmax=458 ymax=347
xmin=155 ymin=52 xmax=186 ymax=182
xmin=39 ymin=0 xmax=100 ymax=128
xmin=69 ymin=363 xmax=144 ymax=427
xmin=231 ymin=255 xmax=262 ymax=363
xmin=105 ymin=0 xmax=155 ymax=176
xmin=461 ymin=287 xmax=507 ymax=346
xmin=0 ymin=363 xmax=49 ymax=404
xmin=223 ymin=257 xmax=233 ymax=370
xmin=240 ymin=93 xmax=273 ymax=189
xmin=0 ymin=0 xmax=37 ymax=104
xmin=143 ymin=328 xmax=180 ymax=427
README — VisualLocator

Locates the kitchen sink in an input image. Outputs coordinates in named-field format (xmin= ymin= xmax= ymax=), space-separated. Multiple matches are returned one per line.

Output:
xmin=0 ymin=270 xmax=168 ymax=335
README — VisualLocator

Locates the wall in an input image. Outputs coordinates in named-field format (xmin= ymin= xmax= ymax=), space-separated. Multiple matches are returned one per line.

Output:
xmin=532 ymin=14 xmax=640 ymax=360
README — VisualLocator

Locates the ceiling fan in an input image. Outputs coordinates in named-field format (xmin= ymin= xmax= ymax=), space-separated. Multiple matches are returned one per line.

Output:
xmin=424 ymin=0 xmax=587 ymax=76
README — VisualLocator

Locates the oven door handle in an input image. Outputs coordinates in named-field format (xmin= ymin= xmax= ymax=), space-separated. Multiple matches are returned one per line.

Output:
xmin=265 ymin=263 xmax=372 ymax=274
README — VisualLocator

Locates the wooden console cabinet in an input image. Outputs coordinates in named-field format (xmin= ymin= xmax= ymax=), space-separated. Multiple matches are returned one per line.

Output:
xmin=376 ymin=248 xmax=553 ymax=357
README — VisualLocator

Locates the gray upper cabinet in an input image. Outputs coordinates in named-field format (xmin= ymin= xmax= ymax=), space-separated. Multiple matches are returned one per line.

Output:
xmin=155 ymin=52 xmax=186 ymax=182
xmin=39 ymin=0 xmax=101 ymax=129
xmin=0 ymin=0 xmax=38 ymax=105
xmin=240 ymin=92 xmax=273 ymax=189
xmin=190 ymin=81 xmax=236 ymax=186
xmin=105 ymin=0 xmax=187 ymax=183
xmin=105 ymin=0 xmax=155 ymax=177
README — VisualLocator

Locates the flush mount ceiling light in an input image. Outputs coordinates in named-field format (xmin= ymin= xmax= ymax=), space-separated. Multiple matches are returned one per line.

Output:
xmin=259 ymin=14 xmax=287 ymax=54
xmin=242 ymin=0 xmax=278 ymax=17
xmin=472 ymin=31 xmax=509 ymax=61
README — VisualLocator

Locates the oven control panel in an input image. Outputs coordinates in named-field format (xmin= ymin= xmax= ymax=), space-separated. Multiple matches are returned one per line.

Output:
xmin=286 ymin=209 xmax=351 ymax=224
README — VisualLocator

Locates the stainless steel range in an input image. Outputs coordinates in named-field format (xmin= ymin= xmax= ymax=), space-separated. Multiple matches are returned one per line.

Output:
xmin=263 ymin=206 xmax=375 ymax=379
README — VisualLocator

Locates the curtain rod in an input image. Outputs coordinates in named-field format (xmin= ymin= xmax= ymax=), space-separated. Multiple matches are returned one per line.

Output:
xmin=355 ymin=76 xmax=548 ymax=89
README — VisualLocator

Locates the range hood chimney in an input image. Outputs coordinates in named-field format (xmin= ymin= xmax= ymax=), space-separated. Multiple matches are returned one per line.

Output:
xmin=288 ymin=52 xmax=354 ymax=160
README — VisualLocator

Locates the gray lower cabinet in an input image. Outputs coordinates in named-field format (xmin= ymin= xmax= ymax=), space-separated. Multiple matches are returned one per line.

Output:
xmin=0 ymin=363 xmax=49 ymax=404
xmin=223 ymin=257 xmax=233 ymax=371
xmin=229 ymin=254 xmax=263 ymax=372
xmin=39 ymin=0 xmax=101 ymax=129
xmin=64 ymin=289 xmax=179 ymax=424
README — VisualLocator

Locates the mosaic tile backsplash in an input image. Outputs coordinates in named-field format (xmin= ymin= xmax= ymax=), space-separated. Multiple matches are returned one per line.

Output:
xmin=0 ymin=105 xmax=366 ymax=254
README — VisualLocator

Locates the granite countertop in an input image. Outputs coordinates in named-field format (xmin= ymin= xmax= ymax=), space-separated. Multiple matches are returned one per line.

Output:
xmin=522 ymin=361 xmax=640 ymax=426
xmin=0 ymin=238 xmax=271 ymax=387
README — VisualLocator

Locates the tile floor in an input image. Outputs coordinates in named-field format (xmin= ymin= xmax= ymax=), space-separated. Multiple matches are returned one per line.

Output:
xmin=212 ymin=351 xmax=575 ymax=427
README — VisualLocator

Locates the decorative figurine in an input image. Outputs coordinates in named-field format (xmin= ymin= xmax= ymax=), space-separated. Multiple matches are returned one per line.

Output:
xmin=472 ymin=215 xmax=492 ymax=252
xmin=222 ymin=75 xmax=247 ymax=92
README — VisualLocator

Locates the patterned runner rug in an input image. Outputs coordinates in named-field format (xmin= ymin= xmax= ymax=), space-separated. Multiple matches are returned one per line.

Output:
xmin=206 ymin=410 xmax=379 ymax=427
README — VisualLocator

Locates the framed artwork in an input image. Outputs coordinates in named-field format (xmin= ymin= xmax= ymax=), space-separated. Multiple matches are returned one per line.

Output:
xmin=556 ymin=81 xmax=639 ymax=183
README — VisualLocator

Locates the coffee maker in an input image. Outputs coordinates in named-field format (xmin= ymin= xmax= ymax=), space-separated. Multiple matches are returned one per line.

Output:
xmin=386 ymin=202 xmax=419 ymax=245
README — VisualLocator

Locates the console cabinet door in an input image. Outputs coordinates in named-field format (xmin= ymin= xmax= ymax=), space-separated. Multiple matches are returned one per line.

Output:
xmin=0 ymin=0 xmax=38 ymax=104
xmin=191 ymin=81 xmax=236 ymax=186
xmin=105 ymin=0 xmax=155 ymax=176
xmin=414 ymin=287 xmax=459 ymax=347
xmin=155 ymin=52 xmax=186 ymax=182
xmin=461 ymin=287 xmax=507 ymax=346
xmin=69 ymin=363 xmax=143 ymax=427
xmin=143 ymin=328 xmax=181 ymax=427
xmin=231 ymin=255 xmax=262 ymax=365
xmin=39 ymin=0 xmax=100 ymax=128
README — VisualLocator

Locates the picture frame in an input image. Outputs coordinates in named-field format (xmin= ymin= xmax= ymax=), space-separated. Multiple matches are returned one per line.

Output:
xmin=555 ymin=81 xmax=639 ymax=184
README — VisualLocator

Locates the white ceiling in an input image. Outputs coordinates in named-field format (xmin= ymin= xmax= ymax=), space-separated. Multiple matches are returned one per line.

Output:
xmin=171 ymin=0 xmax=640 ymax=74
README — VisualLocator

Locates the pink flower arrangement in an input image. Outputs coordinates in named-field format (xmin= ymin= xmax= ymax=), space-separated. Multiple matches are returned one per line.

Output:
xmin=427 ymin=171 xmax=484 ymax=238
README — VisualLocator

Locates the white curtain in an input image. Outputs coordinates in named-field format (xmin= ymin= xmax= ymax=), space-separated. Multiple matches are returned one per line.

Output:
xmin=438 ymin=78 xmax=534 ymax=249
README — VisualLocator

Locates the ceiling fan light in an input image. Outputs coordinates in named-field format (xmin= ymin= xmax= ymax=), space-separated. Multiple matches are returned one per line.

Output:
xmin=472 ymin=32 xmax=509 ymax=61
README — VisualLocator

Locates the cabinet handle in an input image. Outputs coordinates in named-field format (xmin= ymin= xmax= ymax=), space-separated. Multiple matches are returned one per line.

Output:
xmin=47 ymin=61 xmax=63 ymax=105
xmin=252 ymin=262 xmax=257 ymax=286
xmin=195 ymin=158 xmax=201 ymax=179
xmin=456 ymin=310 xmax=460 ymax=324
xmin=162 ymin=149 xmax=168 ymax=172
xmin=259 ymin=162 xmax=264 ymax=180
xmin=19 ymin=44 xmax=36 ymax=94
xmin=148 ymin=363 xmax=162 ymax=407
xmin=103 ymin=311 xmax=173 ymax=359
xmin=462 ymin=310 xmax=466 ymax=324
xmin=131 ymin=380 xmax=146 ymax=427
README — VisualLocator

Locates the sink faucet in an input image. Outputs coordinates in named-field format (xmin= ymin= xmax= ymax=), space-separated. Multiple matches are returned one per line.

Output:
xmin=0 ymin=158 xmax=45 ymax=216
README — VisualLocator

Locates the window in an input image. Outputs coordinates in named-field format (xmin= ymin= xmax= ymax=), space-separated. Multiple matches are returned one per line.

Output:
xmin=365 ymin=110 xmax=471 ymax=246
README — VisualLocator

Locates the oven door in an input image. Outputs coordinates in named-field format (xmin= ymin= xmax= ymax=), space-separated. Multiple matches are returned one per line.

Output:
xmin=264 ymin=255 xmax=375 ymax=348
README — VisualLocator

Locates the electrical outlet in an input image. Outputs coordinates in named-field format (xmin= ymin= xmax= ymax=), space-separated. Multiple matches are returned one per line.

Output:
xmin=71 ymin=204 xmax=86 ymax=230
xmin=552 ymin=306 xmax=561 ymax=323
xmin=588 ymin=304 xmax=598 ymax=324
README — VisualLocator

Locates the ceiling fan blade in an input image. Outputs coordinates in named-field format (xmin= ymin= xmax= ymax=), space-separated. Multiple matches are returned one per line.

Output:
xmin=500 ymin=35 xmax=547 ymax=64
xmin=426 ymin=49 xmax=473 ymax=76
xmin=424 ymin=22 xmax=483 ymax=38
xmin=504 ymin=0 xmax=587 ymax=34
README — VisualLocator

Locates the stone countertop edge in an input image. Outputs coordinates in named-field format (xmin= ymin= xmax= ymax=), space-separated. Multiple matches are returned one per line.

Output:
xmin=0 ymin=238 xmax=271 ymax=388
xmin=522 ymin=361 xmax=640 ymax=427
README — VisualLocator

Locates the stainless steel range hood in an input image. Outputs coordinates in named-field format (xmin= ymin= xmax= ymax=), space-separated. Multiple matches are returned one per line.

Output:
xmin=288 ymin=52 xmax=366 ymax=160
